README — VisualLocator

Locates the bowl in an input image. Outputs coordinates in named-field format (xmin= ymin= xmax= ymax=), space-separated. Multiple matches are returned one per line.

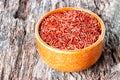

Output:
xmin=35 ymin=7 xmax=105 ymax=72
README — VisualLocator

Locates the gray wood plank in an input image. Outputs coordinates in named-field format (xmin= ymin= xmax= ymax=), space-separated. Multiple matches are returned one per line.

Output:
xmin=0 ymin=0 xmax=120 ymax=80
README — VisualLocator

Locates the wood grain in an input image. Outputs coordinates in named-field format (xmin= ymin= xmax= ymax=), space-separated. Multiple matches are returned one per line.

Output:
xmin=0 ymin=0 xmax=120 ymax=80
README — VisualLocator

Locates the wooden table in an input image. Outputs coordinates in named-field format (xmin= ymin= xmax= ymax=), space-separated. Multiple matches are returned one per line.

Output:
xmin=0 ymin=0 xmax=120 ymax=80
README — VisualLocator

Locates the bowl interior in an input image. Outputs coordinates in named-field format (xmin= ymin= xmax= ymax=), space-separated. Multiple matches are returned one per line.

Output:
xmin=35 ymin=7 xmax=105 ymax=53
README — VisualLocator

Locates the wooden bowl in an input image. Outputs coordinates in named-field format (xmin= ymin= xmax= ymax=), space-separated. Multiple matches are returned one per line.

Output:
xmin=35 ymin=7 xmax=105 ymax=72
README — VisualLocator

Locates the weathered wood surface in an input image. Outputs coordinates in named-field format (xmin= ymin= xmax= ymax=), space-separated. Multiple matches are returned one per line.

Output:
xmin=0 ymin=0 xmax=120 ymax=80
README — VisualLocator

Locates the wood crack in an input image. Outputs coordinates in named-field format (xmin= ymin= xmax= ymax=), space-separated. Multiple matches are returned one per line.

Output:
xmin=94 ymin=0 xmax=99 ymax=10
xmin=1 ymin=68 xmax=4 ymax=80
xmin=4 ymin=0 xmax=9 ymax=8
xmin=11 ymin=21 xmax=26 ymax=79
xmin=14 ymin=0 xmax=29 ymax=20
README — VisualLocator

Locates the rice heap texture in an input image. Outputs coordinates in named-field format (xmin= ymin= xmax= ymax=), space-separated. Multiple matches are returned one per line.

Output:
xmin=40 ymin=10 xmax=101 ymax=50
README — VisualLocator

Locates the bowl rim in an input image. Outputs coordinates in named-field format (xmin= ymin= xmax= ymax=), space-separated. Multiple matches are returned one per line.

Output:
xmin=35 ymin=7 xmax=105 ymax=54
